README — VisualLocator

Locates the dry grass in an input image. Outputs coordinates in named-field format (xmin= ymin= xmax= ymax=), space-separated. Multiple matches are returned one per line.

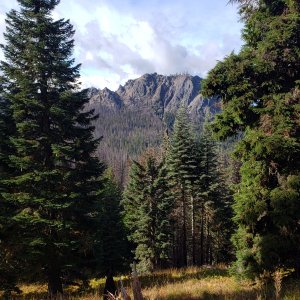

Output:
xmin=143 ymin=276 xmax=254 ymax=299
xmin=135 ymin=266 xmax=256 ymax=300
xmin=5 ymin=266 xmax=300 ymax=300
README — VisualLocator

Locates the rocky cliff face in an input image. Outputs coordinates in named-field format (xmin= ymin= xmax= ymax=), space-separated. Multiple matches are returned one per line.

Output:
xmin=88 ymin=73 xmax=220 ymax=122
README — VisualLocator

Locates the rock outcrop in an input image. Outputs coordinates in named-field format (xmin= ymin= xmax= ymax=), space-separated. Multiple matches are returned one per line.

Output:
xmin=88 ymin=73 xmax=220 ymax=122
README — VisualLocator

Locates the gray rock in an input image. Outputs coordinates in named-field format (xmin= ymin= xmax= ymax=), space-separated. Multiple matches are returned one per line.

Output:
xmin=87 ymin=73 xmax=219 ymax=122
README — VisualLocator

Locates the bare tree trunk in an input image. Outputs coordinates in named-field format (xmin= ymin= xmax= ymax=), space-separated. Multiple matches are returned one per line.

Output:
xmin=47 ymin=265 xmax=63 ymax=299
xmin=119 ymin=280 xmax=131 ymax=300
xmin=132 ymin=263 xmax=143 ymax=300
xmin=191 ymin=195 xmax=196 ymax=265
xmin=200 ymin=202 xmax=204 ymax=266
xmin=182 ymin=188 xmax=187 ymax=267
xmin=206 ymin=221 xmax=211 ymax=265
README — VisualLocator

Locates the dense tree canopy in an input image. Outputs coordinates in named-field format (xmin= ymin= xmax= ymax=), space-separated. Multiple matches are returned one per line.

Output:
xmin=203 ymin=0 xmax=300 ymax=278
xmin=0 ymin=0 xmax=105 ymax=296
xmin=123 ymin=150 xmax=173 ymax=272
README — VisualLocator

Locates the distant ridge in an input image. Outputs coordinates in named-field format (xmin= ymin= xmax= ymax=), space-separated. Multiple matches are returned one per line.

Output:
xmin=85 ymin=73 xmax=220 ymax=186
xmin=87 ymin=73 xmax=220 ymax=120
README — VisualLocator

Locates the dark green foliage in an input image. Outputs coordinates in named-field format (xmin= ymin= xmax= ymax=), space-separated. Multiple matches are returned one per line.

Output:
xmin=95 ymin=169 xmax=129 ymax=275
xmin=0 ymin=77 xmax=19 ymax=297
xmin=203 ymin=0 xmax=300 ymax=279
xmin=196 ymin=124 xmax=234 ymax=265
xmin=0 ymin=97 xmax=14 ymax=175
xmin=123 ymin=150 xmax=173 ymax=272
xmin=166 ymin=106 xmax=198 ymax=267
xmin=0 ymin=0 xmax=104 ymax=295
xmin=162 ymin=107 xmax=233 ymax=267
xmin=167 ymin=107 xmax=198 ymax=187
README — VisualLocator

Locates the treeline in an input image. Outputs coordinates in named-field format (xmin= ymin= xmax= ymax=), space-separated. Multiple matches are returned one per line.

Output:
xmin=122 ymin=107 xmax=234 ymax=272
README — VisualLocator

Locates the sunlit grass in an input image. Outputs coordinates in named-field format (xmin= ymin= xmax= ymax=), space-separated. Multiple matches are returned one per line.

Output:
xmin=144 ymin=279 xmax=251 ymax=299
xmin=4 ymin=266 xmax=300 ymax=299
xmin=138 ymin=266 xmax=256 ymax=300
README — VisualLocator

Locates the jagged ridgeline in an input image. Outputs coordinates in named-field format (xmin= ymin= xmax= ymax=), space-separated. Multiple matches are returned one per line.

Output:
xmin=85 ymin=73 xmax=220 ymax=186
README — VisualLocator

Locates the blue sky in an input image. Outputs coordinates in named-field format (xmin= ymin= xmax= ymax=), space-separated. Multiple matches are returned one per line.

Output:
xmin=0 ymin=0 xmax=244 ymax=90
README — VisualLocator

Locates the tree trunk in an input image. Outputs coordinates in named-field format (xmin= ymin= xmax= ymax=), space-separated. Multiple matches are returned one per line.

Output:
xmin=200 ymin=202 xmax=204 ymax=266
xmin=132 ymin=263 xmax=144 ymax=300
xmin=191 ymin=195 xmax=196 ymax=265
xmin=206 ymin=222 xmax=211 ymax=265
xmin=182 ymin=188 xmax=187 ymax=267
xmin=47 ymin=265 xmax=63 ymax=298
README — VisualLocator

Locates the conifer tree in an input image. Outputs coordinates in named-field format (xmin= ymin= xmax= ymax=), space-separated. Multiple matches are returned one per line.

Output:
xmin=0 ymin=93 xmax=20 ymax=296
xmin=166 ymin=106 xmax=198 ymax=267
xmin=197 ymin=124 xmax=233 ymax=265
xmin=123 ymin=150 xmax=173 ymax=272
xmin=0 ymin=0 xmax=104 ymax=295
xmin=95 ymin=169 xmax=128 ymax=275
xmin=203 ymin=0 xmax=300 ymax=278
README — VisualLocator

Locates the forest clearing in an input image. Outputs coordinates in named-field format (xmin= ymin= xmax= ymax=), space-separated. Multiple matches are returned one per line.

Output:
xmin=4 ymin=266 xmax=300 ymax=300
xmin=0 ymin=0 xmax=299 ymax=299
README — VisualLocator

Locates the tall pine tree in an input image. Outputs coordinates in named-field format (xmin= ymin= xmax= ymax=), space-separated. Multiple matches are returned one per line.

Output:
xmin=203 ymin=0 xmax=300 ymax=278
xmin=197 ymin=122 xmax=233 ymax=265
xmin=166 ymin=106 xmax=198 ymax=267
xmin=123 ymin=150 xmax=173 ymax=272
xmin=0 ymin=90 xmax=20 ymax=296
xmin=0 ymin=0 xmax=104 ymax=295
xmin=95 ymin=169 xmax=129 ymax=275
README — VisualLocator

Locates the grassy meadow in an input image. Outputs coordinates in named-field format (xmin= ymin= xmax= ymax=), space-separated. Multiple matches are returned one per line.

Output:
xmin=4 ymin=266 xmax=300 ymax=300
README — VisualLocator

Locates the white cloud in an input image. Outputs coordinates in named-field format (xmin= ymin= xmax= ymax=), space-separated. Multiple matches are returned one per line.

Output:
xmin=0 ymin=0 xmax=244 ymax=89
xmin=80 ymin=74 xmax=121 ymax=90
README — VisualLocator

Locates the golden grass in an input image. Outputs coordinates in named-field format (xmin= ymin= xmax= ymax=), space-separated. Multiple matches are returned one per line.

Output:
xmin=4 ymin=266 xmax=300 ymax=299
xmin=133 ymin=266 xmax=257 ymax=300
xmin=143 ymin=276 xmax=253 ymax=299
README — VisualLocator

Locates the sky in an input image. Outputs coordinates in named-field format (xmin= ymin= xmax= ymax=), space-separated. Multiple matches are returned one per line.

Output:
xmin=0 ymin=0 xmax=244 ymax=90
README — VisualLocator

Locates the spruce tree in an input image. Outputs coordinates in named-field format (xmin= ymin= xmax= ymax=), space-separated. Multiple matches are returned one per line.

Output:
xmin=203 ymin=0 xmax=300 ymax=278
xmin=166 ymin=106 xmax=198 ymax=267
xmin=0 ymin=0 xmax=104 ymax=295
xmin=123 ymin=150 xmax=173 ymax=272
xmin=0 ymin=92 xmax=20 ymax=296
xmin=95 ymin=169 xmax=128 ymax=275
xmin=197 ymin=123 xmax=233 ymax=265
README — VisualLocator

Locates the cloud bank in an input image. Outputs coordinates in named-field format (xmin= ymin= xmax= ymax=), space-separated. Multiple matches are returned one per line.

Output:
xmin=0 ymin=0 xmax=244 ymax=90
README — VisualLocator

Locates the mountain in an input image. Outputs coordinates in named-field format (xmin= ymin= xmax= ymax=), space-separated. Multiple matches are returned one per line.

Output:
xmin=85 ymin=73 xmax=220 ymax=186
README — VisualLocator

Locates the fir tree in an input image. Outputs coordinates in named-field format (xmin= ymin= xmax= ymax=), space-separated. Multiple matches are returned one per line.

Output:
xmin=0 ymin=0 xmax=104 ymax=295
xmin=197 ymin=123 xmax=233 ymax=265
xmin=203 ymin=0 xmax=300 ymax=278
xmin=0 ymin=92 xmax=20 ymax=297
xmin=166 ymin=106 xmax=198 ymax=267
xmin=123 ymin=150 xmax=173 ymax=272
xmin=95 ymin=169 xmax=129 ymax=275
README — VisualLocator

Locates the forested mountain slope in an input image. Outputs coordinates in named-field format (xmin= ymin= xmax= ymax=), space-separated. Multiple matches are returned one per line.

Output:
xmin=85 ymin=73 xmax=220 ymax=185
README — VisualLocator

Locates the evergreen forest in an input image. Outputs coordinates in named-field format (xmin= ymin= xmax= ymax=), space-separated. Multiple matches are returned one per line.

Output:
xmin=0 ymin=0 xmax=299 ymax=299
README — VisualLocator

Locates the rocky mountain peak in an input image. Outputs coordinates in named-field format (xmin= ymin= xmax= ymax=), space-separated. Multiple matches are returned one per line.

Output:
xmin=85 ymin=73 xmax=220 ymax=186
xmin=88 ymin=73 xmax=218 ymax=120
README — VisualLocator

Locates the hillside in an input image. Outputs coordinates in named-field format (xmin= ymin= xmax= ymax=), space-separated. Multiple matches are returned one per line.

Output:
xmin=85 ymin=73 xmax=220 ymax=185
